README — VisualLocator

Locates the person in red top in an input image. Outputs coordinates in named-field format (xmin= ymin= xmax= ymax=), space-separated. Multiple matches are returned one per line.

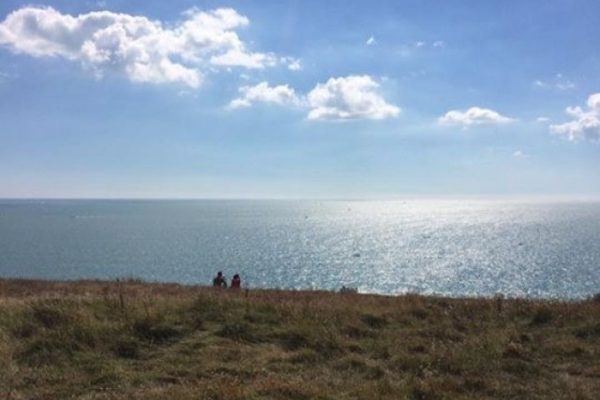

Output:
xmin=230 ymin=274 xmax=241 ymax=289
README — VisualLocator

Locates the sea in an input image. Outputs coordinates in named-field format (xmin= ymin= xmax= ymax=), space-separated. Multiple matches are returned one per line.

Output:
xmin=0 ymin=199 xmax=599 ymax=299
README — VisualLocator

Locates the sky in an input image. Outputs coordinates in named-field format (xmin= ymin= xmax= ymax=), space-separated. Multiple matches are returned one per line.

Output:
xmin=0 ymin=0 xmax=599 ymax=199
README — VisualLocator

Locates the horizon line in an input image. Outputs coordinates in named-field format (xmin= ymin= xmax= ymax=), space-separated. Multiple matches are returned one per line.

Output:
xmin=1 ymin=195 xmax=600 ymax=202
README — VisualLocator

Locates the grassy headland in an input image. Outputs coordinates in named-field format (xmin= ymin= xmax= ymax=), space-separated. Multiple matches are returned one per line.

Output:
xmin=0 ymin=279 xmax=599 ymax=399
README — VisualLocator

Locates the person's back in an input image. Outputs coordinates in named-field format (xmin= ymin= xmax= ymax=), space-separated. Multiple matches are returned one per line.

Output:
xmin=213 ymin=271 xmax=227 ymax=288
xmin=231 ymin=274 xmax=241 ymax=289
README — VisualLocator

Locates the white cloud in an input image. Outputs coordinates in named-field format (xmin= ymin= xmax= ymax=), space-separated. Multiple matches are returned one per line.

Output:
xmin=536 ymin=116 xmax=550 ymax=123
xmin=288 ymin=60 xmax=301 ymax=71
xmin=366 ymin=36 xmax=376 ymax=46
xmin=550 ymin=93 xmax=600 ymax=142
xmin=306 ymin=75 xmax=400 ymax=121
xmin=228 ymin=75 xmax=400 ymax=121
xmin=533 ymin=74 xmax=575 ymax=91
xmin=280 ymin=57 xmax=301 ymax=71
xmin=229 ymin=81 xmax=299 ymax=109
xmin=433 ymin=40 xmax=445 ymax=48
xmin=438 ymin=107 xmax=514 ymax=127
xmin=210 ymin=50 xmax=277 ymax=69
xmin=513 ymin=150 xmax=525 ymax=157
xmin=0 ymin=6 xmax=293 ymax=88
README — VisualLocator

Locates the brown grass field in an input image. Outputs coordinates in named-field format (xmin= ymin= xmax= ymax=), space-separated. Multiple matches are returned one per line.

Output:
xmin=0 ymin=278 xmax=599 ymax=399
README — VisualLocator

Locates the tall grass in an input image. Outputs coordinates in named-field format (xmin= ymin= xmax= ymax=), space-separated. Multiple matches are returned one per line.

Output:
xmin=0 ymin=278 xmax=599 ymax=399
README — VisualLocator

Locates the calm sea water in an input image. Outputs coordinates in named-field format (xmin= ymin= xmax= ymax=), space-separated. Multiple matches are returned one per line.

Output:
xmin=0 ymin=199 xmax=599 ymax=299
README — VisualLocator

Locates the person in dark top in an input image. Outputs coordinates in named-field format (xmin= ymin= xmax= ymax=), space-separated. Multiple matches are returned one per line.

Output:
xmin=213 ymin=271 xmax=227 ymax=288
xmin=231 ymin=274 xmax=241 ymax=289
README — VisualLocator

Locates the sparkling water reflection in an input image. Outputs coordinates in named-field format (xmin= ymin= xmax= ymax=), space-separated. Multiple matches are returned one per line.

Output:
xmin=0 ymin=199 xmax=598 ymax=298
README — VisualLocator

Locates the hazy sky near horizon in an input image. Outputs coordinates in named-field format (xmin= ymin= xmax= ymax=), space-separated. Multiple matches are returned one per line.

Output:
xmin=0 ymin=0 xmax=599 ymax=198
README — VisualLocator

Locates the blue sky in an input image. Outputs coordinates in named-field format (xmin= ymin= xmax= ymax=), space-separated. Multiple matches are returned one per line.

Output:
xmin=0 ymin=0 xmax=599 ymax=198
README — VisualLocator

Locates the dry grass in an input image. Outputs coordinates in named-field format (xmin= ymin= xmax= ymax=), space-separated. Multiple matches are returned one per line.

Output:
xmin=0 ymin=278 xmax=599 ymax=399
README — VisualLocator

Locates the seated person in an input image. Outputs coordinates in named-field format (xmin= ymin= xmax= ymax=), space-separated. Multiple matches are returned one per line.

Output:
xmin=231 ymin=274 xmax=241 ymax=289
xmin=212 ymin=271 xmax=227 ymax=288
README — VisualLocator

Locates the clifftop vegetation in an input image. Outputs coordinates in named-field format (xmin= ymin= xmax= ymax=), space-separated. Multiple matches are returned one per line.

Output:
xmin=1 ymin=279 xmax=599 ymax=399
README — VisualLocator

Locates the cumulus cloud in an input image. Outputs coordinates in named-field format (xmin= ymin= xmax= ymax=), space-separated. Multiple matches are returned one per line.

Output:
xmin=229 ymin=81 xmax=299 ymax=109
xmin=0 ymin=6 xmax=295 ymax=88
xmin=438 ymin=107 xmax=513 ymax=127
xmin=550 ymin=93 xmax=600 ymax=142
xmin=228 ymin=75 xmax=400 ymax=121
xmin=306 ymin=75 xmax=400 ymax=121
xmin=366 ymin=36 xmax=376 ymax=46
